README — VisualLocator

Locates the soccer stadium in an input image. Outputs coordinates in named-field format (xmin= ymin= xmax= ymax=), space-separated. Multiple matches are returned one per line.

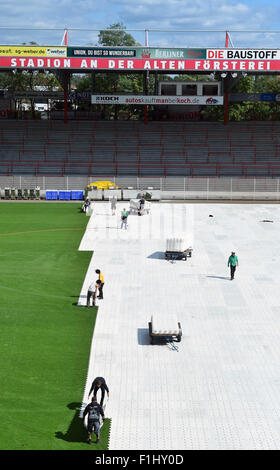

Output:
xmin=2 ymin=21 xmax=280 ymax=453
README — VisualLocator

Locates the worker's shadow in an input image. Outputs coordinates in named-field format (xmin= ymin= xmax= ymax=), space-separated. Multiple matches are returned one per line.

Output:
xmin=94 ymin=212 xmax=111 ymax=216
xmin=147 ymin=251 xmax=165 ymax=260
xmin=55 ymin=402 xmax=88 ymax=443
xmin=207 ymin=275 xmax=230 ymax=280
xmin=137 ymin=328 xmax=151 ymax=345
xmin=138 ymin=328 xmax=170 ymax=346
xmin=71 ymin=294 xmax=87 ymax=306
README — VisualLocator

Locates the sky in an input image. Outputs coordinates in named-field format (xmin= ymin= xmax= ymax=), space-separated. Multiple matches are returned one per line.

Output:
xmin=0 ymin=0 xmax=280 ymax=48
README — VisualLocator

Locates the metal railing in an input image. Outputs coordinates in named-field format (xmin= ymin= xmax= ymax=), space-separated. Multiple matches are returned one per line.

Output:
xmin=1 ymin=27 xmax=280 ymax=48
xmin=1 ymin=175 xmax=280 ymax=201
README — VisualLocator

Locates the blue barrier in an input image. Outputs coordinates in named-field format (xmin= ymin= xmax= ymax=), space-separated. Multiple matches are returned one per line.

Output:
xmin=71 ymin=191 xmax=84 ymax=200
xmin=59 ymin=191 xmax=71 ymax=200
xmin=46 ymin=190 xmax=83 ymax=200
xmin=46 ymin=191 xmax=58 ymax=200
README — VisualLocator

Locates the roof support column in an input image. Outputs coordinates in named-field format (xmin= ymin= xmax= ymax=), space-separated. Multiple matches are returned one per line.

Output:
xmin=224 ymin=31 xmax=229 ymax=126
xmin=64 ymin=78 xmax=68 ymax=124
xmin=144 ymin=29 xmax=149 ymax=125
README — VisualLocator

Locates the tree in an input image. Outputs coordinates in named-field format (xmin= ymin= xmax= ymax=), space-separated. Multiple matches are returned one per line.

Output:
xmin=227 ymin=76 xmax=254 ymax=121
xmin=0 ymin=42 xmax=61 ymax=118
xmin=228 ymin=75 xmax=280 ymax=121
xmin=201 ymin=75 xmax=278 ymax=122
xmin=96 ymin=23 xmax=142 ymax=119
xmin=98 ymin=22 xmax=139 ymax=47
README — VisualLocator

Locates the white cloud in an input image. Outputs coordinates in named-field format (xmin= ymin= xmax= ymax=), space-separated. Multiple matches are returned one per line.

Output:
xmin=220 ymin=2 xmax=249 ymax=14
xmin=0 ymin=0 xmax=279 ymax=48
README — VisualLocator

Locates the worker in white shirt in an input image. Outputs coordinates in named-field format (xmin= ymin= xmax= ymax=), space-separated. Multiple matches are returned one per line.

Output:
xmin=86 ymin=280 xmax=101 ymax=307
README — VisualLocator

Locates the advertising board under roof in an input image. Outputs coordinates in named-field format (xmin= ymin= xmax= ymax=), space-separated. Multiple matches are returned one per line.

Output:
xmin=0 ymin=46 xmax=279 ymax=72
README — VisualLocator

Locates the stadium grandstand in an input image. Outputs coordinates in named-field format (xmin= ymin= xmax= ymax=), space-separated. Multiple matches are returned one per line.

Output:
xmin=3 ymin=27 xmax=280 ymax=453
xmin=1 ymin=28 xmax=280 ymax=198
xmin=0 ymin=120 xmax=280 ymax=179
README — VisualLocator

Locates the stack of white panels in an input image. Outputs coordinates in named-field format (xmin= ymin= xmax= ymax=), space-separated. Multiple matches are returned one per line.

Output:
xmin=151 ymin=314 xmax=180 ymax=335
xmin=166 ymin=237 xmax=187 ymax=252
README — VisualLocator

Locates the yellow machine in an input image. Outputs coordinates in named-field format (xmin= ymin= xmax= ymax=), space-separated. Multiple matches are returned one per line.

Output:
xmin=87 ymin=181 xmax=119 ymax=190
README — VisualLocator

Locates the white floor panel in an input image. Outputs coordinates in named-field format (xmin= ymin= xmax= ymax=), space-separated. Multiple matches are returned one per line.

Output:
xmin=78 ymin=202 xmax=280 ymax=450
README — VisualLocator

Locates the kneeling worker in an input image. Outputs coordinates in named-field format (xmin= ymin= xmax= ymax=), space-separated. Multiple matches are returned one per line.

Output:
xmin=82 ymin=198 xmax=91 ymax=213
xmin=87 ymin=280 xmax=102 ymax=307
xmin=88 ymin=376 xmax=109 ymax=408
xmin=83 ymin=396 xmax=105 ymax=445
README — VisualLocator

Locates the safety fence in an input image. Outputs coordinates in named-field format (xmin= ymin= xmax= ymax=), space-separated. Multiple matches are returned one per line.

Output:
xmin=1 ymin=176 xmax=280 ymax=200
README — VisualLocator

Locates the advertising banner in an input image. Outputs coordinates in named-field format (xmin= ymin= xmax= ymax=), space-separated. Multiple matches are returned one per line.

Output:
xmin=91 ymin=95 xmax=224 ymax=105
xmin=0 ymin=56 xmax=276 ymax=71
xmin=229 ymin=93 xmax=276 ymax=102
xmin=68 ymin=47 xmax=137 ymax=58
xmin=68 ymin=90 xmax=91 ymax=100
xmin=0 ymin=45 xmax=67 ymax=57
xmin=12 ymin=91 xmax=64 ymax=99
xmin=207 ymin=49 xmax=280 ymax=60
xmin=0 ymin=46 xmax=280 ymax=72
xmin=68 ymin=46 xmax=206 ymax=60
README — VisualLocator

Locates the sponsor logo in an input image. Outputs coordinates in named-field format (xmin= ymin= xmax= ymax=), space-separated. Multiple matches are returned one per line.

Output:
xmin=185 ymin=49 xmax=205 ymax=59
xmin=206 ymin=97 xmax=219 ymax=104
xmin=96 ymin=96 xmax=119 ymax=102
xmin=207 ymin=49 xmax=280 ymax=60
xmin=46 ymin=48 xmax=66 ymax=56
xmin=154 ymin=49 xmax=184 ymax=59
xmin=92 ymin=95 xmax=223 ymax=105
xmin=0 ymin=45 xmax=66 ymax=57
xmin=142 ymin=49 xmax=151 ymax=59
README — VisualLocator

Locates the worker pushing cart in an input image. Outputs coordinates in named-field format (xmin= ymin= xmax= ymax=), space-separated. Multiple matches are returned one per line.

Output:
xmin=129 ymin=198 xmax=151 ymax=215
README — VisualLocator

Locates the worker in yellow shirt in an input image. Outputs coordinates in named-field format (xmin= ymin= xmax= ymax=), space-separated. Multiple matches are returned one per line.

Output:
xmin=95 ymin=269 xmax=104 ymax=299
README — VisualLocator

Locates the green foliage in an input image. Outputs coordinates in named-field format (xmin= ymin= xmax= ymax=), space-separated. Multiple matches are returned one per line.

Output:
xmin=230 ymin=76 xmax=280 ymax=121
xmin=254 ymin=76 xmax=280 ymax=94
xmin=173 ymin=74 xmax=214 ymax=82
xmin=204 ymin=75 xmax=280 ymax=121
xmin=0 ymin=42 xmax=61 ymax=93
xmin=0 ymin=70 xmax=29 ymax=91
xmin=0 ymin=41 xmax=61 ymax=118
xmin=74 ymin=23 xmax=143 ymax=119
xmin=231 ymin=75 xmax=254 ymax=93
xmin=98 ymin=22 xmax=139 ymax=47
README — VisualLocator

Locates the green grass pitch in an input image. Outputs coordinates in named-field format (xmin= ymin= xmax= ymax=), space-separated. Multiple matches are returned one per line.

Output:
xmin=0 ymin=203 xmax=110 ymax=450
